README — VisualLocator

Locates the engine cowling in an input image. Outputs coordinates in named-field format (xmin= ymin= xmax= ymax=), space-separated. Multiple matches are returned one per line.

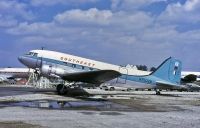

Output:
xmin=41 ymin=65 xmax=67 ymax=78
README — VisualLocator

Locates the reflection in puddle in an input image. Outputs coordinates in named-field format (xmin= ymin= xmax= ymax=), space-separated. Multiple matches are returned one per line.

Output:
xmin=4 ymin=100 xmax=131 ymax=111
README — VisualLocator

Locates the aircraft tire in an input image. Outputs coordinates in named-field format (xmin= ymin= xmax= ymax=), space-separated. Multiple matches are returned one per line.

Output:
xmin=56 ymin=84 xmax=67 ymax=95
xmin=156 ymin=91 xmax=161 ymax=95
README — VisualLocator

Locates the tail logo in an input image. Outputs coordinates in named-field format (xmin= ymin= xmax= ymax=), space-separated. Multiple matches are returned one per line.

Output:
xmin=174 ymin=61 xmax=179 ymax=75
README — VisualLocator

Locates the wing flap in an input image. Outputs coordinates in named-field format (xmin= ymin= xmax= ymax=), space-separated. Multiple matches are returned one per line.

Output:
xmin=61 ymin=70 xmax=121 ymax=84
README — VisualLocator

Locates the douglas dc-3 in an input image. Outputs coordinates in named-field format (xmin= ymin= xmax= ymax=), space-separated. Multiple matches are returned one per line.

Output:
xmin=18 ymin=50 xmax=182 ymax=95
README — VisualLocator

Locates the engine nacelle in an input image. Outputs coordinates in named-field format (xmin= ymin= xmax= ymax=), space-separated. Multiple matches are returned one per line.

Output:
xmin=41 ymin=65 xmax=67 ymax=78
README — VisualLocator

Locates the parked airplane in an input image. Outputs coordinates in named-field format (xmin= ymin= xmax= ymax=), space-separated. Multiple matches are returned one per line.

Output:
xmin=18 ymin=50 xmax=182 ymax=95
xmin=0 ymin=68 xmax=33 ymax=83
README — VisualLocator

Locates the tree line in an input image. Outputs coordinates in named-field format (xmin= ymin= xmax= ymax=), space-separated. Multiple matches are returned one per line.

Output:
xmin=136 ymin=65 xmax=156 ymax=72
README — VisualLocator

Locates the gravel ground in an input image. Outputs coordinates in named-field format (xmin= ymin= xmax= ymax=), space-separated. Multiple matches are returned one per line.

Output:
xmin=0 ymin=106 xmax=199 ymax=128
xmin=0 ymin=85 xmax=200 ymax=128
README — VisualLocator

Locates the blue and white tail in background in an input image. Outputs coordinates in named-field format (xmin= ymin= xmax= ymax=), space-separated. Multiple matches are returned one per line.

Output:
xmin=151 ymin=57 xmax=182 ymax=84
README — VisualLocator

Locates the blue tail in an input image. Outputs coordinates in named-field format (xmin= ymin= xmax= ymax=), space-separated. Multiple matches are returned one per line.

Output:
xmin=151 ymin=57 xmax=182 ymax=84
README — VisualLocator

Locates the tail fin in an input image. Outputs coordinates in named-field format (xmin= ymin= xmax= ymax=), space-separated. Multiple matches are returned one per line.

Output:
xmin=151 ymin=57 xmax=182 ymax=84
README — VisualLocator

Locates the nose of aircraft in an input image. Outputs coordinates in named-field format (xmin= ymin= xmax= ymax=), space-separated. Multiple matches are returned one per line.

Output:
xmin=18 ymin=56 xmax=30 ymax=67
xmin=18 ymin=56 xmax=24 ymax=64
xmin=18 ymin=55 xmax=39 ymax=68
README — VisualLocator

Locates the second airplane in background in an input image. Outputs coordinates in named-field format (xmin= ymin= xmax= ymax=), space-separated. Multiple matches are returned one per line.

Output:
xmin=18 ymin=50 xmax=182 ymax=95
xmin=0 ymin=68 xmax=33 ymax=84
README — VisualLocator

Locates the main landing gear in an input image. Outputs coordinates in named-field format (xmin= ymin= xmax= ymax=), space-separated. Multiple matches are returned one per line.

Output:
xmin=56 ymin=83 xmax=81 ymax=95
xmin=155 ymin=89 xmax=161 ymax=95
xmin=56 ymin=84 xmax=68 ymax=95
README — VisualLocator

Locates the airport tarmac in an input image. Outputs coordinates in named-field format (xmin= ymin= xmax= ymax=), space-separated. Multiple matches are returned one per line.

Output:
xmin=0 ymin=85 xmax=200 ymax=128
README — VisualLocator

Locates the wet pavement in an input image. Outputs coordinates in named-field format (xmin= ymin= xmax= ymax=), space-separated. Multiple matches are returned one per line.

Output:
xmin=2 ymin=100 xmax=131 ymax=111
xmin=0 ymin=85 xmax=199 ymax=112
xmin=0 ymin=86 xmax=133 ymax=112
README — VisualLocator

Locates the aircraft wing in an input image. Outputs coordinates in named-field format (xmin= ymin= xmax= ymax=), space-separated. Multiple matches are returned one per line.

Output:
xmin=61 ymin=70 xmax=121 ymax=84
xmin=156 ymin=81 xmax=182 ymax=89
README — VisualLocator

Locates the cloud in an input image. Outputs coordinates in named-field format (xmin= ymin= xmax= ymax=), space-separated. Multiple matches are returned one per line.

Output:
xmin=8 ymin=7 xmax=153 ymax=34
xmin=7 ymin=22 xmax=55 ymax=36
xmin=31 ymin=0 xmax=99 ymax=6
xmin=184 ymin=0 xmax=200 ymax=11
xmin=111 ymin=0 xmax=167 ymax=11
xmin=54 ymin=8 xmax=113 ymax=26
xmin=158 ymin=0 xmax=200 ymax=24
xmin=5 ymin=7 xmax=173 ymax=67
xmin=0 ymin=0 xmax=34 ymax=20
xmin=3 ymin=1 xmax=200 ymax=70
xmin=0 ymin=15 xmax=18 ymax=27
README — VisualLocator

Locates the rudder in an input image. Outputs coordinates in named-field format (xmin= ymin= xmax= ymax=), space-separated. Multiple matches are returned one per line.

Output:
xmin=151 ymin=57 xmax=182 ymax=84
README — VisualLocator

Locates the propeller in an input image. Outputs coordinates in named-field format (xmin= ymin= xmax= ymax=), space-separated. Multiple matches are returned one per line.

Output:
xmin=34 ymin=47 xmax=45 ymax=81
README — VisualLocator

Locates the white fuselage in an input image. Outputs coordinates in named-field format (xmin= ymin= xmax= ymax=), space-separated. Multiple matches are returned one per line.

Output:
xmin=18 ymin=50 xmax=154 ymax=88
xmin=28 ymin=50 xmax=150 ymax=76
xmin=19 ymin=50 xmax=181 ymax=89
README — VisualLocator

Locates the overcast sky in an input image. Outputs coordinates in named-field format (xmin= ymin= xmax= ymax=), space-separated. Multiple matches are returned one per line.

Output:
xmin=0 ymin=0 xmax=199 ymax=71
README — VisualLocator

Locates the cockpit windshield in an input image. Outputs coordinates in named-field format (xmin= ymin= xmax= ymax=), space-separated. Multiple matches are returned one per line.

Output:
xmin=25 ymin=52 xmax=38 ymax=57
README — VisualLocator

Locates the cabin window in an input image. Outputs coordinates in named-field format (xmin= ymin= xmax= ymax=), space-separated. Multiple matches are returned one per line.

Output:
xmin=67 ymin=63 xmax=73 ymax=67
xmin=25 ymin=52 xmax=33 ymax=56
xmin=76 ymin=65 xmax=82 ymax=69
xmin=83 ymin=67 xmax=90 ymax=71
xmin=25 ymin=52 xmax=38 ymax=57
xmin=33 ymin=53 xmax=38 ymax=57
xmin=72 ymin=64 xmax=76 ymax=68
xmin=63 ymin=62 xmax=68 ymax=66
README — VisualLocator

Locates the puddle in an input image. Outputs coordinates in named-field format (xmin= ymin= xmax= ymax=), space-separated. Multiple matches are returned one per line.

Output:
xmin=0 ymin=100 xmax=132 ymax=111
xmin=79 ymin=111 xmax=124 ymax=116
xmin=0 ymin=100 xmax=186 ymax=112
xmin=99 ymin=112 xmax=124 ymax=115
xmin=79 ymin=111 xmax=96 ymax=115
